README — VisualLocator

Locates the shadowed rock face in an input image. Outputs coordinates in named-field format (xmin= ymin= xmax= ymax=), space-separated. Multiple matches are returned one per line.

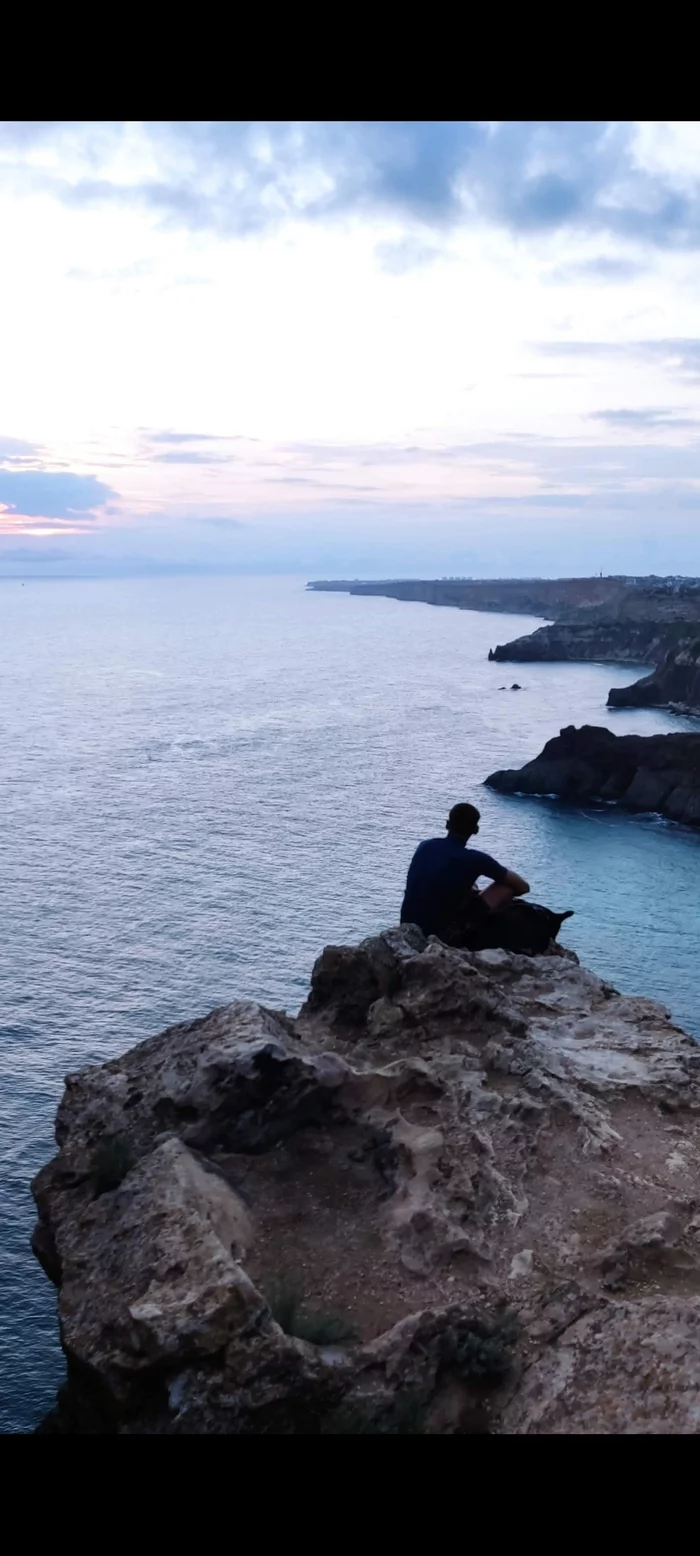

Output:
xmin=488 ymin=619 xmax=671 ymax=665
xmin=609 ymin=639 xmax=700 ymax=716
xmin=31 ymin=924 xmax=700 ymax=1434
xmin=488 ymin=588 xmax=700 ymax=667
xmin=486 ymin=724 xmax=700 ymax=828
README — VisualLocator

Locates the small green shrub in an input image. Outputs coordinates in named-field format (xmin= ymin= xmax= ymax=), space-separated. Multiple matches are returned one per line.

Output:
xmin=267 ymin=1278 xmax=358 ymax=1346
xmin=267 ymin=1277 xmax=302 ymax=1335
xmin=443 ymin=1310 xmax=520 ymax=1382
xmin=90 ymin=1134 xmax=135 ymax=1194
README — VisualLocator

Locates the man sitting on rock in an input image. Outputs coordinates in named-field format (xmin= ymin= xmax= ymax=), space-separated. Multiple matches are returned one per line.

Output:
xmin=401 ymin=802 xmax=530 ymax=946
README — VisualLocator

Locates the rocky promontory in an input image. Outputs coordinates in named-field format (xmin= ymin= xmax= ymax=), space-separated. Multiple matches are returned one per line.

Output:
xmin=32 ymin=924 xmax=700 ymax=1433
xmin=488 ymin=585 xmax=700 ymax=668
xmin=308 ymin=576 xmax=631 ymax=617
xmin=609 ymin=639 xmax=700 ymax=717
xmin=486 ymin=724 xmax=700 ymax=826
xmin=487 ymin=616 xmax=671 ymax=666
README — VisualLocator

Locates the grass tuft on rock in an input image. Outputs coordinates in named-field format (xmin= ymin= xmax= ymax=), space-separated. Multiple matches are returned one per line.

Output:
xmin=442 ymin=1310 xmax=520 ymax=1381
xmin=267 ymin=1278 xmax=358 ymax=1346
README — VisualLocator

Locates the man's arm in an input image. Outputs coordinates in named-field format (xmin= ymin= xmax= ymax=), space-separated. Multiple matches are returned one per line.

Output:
xmin=501 ymin=868 xmax=530 ymax=896
xmin=468 ymin=851 xmax=530 ymax=898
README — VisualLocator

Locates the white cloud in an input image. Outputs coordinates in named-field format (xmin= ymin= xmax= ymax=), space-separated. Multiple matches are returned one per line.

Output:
xmin=2 ymin=123 xmax=700 ymax=570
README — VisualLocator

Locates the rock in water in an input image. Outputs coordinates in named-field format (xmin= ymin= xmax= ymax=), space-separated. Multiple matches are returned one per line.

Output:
xmin=485 ymin=723 xmax=700 ymax=827
xmin=32 ymin=928 xmax=700 ymax=1434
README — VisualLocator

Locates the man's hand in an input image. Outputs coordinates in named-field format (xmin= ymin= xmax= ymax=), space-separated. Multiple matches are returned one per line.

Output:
xmin=503 ymin=870 xmax=530 ymax=896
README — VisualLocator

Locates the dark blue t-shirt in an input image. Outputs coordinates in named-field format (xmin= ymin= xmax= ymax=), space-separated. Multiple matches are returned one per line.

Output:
xmin=400 ymin=834 xmax=507 ymax=938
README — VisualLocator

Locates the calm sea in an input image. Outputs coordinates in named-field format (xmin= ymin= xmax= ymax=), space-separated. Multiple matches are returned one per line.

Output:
xmin=2 ymin=574 xmax=699 ymax=1432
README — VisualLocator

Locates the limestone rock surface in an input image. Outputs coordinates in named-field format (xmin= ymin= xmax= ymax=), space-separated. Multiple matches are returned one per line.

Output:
xmin=32 ymin=926 xmax=700 ymax=1433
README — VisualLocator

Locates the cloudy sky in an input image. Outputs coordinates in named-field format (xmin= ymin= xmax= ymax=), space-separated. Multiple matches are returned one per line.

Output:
xmin=3 ymin=120 xmax=700 ymax=578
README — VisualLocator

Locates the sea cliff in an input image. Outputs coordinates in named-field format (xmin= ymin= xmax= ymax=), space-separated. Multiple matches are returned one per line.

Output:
xmin=488 ymin=586 xmax=700 ymax=671
xmin=608 ymin=639 xmax=700 ymax=716
xmin=308 ymin=576 xmax=631 ymax=617
xmin=310 ymin=578 xmax=700 ymax=712
xmin=486 ymin=723 xmax=700 ymax=826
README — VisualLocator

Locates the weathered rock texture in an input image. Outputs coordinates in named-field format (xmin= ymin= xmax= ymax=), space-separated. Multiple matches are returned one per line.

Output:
xmin=32 ymin=925 xmax=700 ymax=1433
xmin=486 ymin=723 xmax=700 ymax=828
xmin=609 ymin=638 xmax=700 ymax=717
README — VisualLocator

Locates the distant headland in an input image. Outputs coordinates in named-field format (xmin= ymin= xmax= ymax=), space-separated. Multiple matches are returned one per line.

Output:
xmin=307 ymin=575 xmax=644 ymax=616
xmin=308 ymin=576 xmax=700 ymax=717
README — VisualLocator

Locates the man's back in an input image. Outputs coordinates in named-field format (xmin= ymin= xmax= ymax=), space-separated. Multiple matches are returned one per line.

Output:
xmin=401 ymin=834 xmax=507 ymax=939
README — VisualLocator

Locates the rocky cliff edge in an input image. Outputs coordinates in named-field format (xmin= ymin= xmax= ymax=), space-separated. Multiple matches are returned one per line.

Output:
xmin=486 ymin=724 xmax=700 ymax=827
xmin=32 ymin=926 xmax=700 ymax=1434
xmin=609 ymin=638 xmax=700 ymax=716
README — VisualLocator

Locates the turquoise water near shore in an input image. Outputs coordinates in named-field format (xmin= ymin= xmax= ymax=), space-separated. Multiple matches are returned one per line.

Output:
xmin=2 ymin=574 xmax=699 ymax=1432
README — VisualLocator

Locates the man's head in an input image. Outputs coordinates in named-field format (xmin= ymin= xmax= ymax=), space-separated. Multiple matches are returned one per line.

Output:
xmin=446 ymin=802 xmax=480 ymax=840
